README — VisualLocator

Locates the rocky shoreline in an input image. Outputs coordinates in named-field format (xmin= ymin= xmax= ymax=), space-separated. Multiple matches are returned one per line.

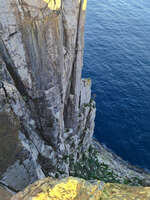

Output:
xmin=92 ymin=139 xmax=150 ymax=186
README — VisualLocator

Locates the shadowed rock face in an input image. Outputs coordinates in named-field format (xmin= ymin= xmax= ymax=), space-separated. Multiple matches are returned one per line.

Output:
xmin=0 ymin=112 xmax=20 ymax=176
xmin=11 ymin=177 xmax=150 ymax=200
xmin=0 ymin=110 xmax=38 ymax=191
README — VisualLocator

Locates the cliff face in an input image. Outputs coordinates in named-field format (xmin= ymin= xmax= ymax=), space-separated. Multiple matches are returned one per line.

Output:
xmin=0 ymin=0 xmax=96 ymax=191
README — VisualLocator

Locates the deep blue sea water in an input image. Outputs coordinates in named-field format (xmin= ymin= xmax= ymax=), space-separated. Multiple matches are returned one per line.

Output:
xmin=83 ymin=0 xmax=150 ymax=171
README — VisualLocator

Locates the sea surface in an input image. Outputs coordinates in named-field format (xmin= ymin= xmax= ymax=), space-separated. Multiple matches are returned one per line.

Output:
xmin=83 ymin=0 xmax=150 ymax=171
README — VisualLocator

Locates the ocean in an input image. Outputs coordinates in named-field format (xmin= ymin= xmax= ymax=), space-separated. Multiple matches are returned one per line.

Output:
xmin=83 ymin=0 xmax=150 ymax=171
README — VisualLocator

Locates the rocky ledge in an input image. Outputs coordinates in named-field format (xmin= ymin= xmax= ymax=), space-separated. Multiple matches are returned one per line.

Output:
xmin=11 ymin=176 xmax=150 ymax=200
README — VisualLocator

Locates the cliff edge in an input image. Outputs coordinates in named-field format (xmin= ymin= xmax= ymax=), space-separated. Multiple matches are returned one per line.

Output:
xmin=0 ymin=0 xmax=150 ymax=195
xmin=11 ymin=177 xmax=150 ymax=200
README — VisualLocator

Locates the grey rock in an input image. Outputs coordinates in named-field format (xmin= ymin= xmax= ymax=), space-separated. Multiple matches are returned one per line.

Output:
xmin=0 ymin=0 xmax=95 ymax=191
xmin=0 ymin=0 xmax=149 ymax=192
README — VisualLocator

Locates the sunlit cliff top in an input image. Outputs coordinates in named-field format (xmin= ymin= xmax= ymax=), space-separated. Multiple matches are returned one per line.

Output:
xmin=43 ymin=0 xmax=87 ymax=10
xmin=12 ymin=177 xmax=150 ymax=200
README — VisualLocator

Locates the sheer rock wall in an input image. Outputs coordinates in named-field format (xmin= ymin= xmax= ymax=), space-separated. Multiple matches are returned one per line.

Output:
xmin=0 ymin=0 xmax=96 ymax=191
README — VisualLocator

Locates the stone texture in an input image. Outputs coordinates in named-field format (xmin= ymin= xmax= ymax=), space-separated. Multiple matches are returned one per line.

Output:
xmin=0 ymin=112 xmax=20 ymax=176
xmin=92 ymin=139 xmax=150 ymax=185
xmin=0 ymin=186 xmax=12 ymax=200
xmin=0 ymin=83 xmax=39 ymax=190
xmin=0 ymin=0 xmax=150 ymax=193
xmin=0 ymin=0 xmax=96 ymax=191
xmin=11 ymin=177 xmax=150 ymax=200
xmin=69 ymin=140 xmax=150 ymax=186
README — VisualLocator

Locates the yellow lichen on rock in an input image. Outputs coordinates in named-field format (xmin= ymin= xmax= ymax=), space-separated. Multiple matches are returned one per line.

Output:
xmin=32 ymin=193 xmax=49 ymax=200
xmin=43 ymin=0 xmax=61 ymax=10
xmin=100 ymin=183 xmax=150 ymax=199
xmin=11 ymin=177 xmax=150 ymax=200
xmin=43 ymin=0 xmax=87 ymax=11
xmin=32 ymin=177 xmax=101 ymax=200
xmin=48 ymin=179 xmax=78 ymax=199
xmin=12 ymin=177 xmax=102 ymax=200
xmin=79 ymin=0 xmax=87 ymax=11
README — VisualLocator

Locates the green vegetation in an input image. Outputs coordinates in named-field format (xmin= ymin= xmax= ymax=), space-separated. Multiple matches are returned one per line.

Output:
xmin=60 ymin=144 xmax=145 ymax=186
xmin=69 ymin=145 xmax=119 ymax=183
xmin=67 ymin=145 xmax=145 ymax=186
xmin=123 ymin=176 xmax=143 ymax=186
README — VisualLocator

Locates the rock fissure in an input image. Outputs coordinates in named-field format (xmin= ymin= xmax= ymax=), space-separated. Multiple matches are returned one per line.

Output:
xmin=0 ymin=0 xmax=150 ymax=196
xmin=0 ymin=81 xmax=8 ymax=98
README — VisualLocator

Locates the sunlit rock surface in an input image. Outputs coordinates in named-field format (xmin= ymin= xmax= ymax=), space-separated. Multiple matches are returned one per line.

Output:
xmin=12 ymin=177 xmax=150 ymax=200
xmin=11 ymin=177 xmax=103 ymax=200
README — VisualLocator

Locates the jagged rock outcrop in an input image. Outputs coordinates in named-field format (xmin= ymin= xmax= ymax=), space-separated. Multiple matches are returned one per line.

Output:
xmin=11 ymin=176 xmax=150 ymax=200
xmin=0 ymin=0 xmax=96 ymax=191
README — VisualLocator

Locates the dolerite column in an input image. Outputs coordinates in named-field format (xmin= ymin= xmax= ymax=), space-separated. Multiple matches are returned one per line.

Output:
xmin=0 ymin=0 xmax=95 ymax=191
